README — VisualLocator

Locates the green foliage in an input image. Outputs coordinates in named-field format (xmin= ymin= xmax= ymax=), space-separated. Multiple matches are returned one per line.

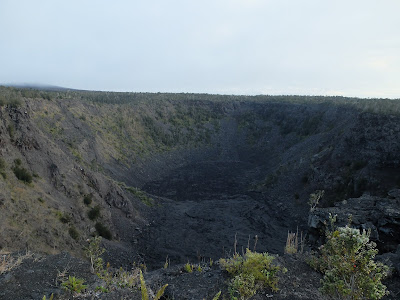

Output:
xmin=95 ymin=286 xmax=109 ymax=293
xmin=84 ymin=236 xmax=105 ymax=274
xmin=42 ymin=294 xmax=54 ymax=300
xmin=83 ymin=194 xmax=93 ymax=205
xmin=140 ymin=269 xmax=168 ymax=300
xmin=212 ymin=291 xmax=222 ymax=300
xmin=184 ymin=262 xmax=194 ymax=273
xmin=88 ymin=205 xmax=101 ymax=220
xmin=140 ymin=269 xmax=149 ymax=300
xmin=229 ymin=273 xmax=256 ymax=300
xmin=61 ymin=276 xmax=87 ymax=293
xmin=85 ymin=237 xmax=140 ymax=291
xmin=313 ymin=221 xmax=389 ymax=299
xmin=12 ymin=160 xmax=32 ymax=184
xmin=68 ymin=227 xmax=79 ymax=240
xmin=95 ymin=222 xmax=112 ymax=240
xmin=126 ymin=186 xmax=154 ymax=207
xmin=220 ymin=249 xmax=281 ymax=299
xmin=59 ymin=213 xmax=71 ymax=224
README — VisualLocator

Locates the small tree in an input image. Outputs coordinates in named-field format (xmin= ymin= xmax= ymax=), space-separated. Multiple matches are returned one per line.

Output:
xmin=315 ymin=225 xmax=389 ymax=299
xmin=84 ymin=236 xmax=105 ymax=273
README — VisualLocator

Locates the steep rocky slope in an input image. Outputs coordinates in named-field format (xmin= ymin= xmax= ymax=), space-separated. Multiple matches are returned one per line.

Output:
xmin=0 ymin=87 xmax=400 ymax=298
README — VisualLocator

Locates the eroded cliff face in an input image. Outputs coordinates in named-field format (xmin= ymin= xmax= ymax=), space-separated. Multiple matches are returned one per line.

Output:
xmin=0 ymin=91 xmax=400 ymax=269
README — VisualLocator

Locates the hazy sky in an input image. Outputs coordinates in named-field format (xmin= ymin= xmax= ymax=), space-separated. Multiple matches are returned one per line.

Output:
xmin=1 ymin=0 xmax=399 ymax=98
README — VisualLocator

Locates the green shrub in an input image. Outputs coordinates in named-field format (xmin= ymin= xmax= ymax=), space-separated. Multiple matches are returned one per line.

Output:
xmin=14 ymin=158 xmax=21 ymax=166
xmin=61 ymin=276 xmax=87 ymax=293
xmin=88 ymin=205 xmax=101 ymax=220
xmin=230 ymin=273 xmax=256 ymax=300
xmin=83 ymin=194 xmax=93 ymax=206
xmin=95 ymin=222 xmax=112 ymax=240
xmin=312 ymin=219 xmax=389 ymax=299
xmin=68 ymin=227 xmax=79 ymax=240
xmin=59 ymin=213 xmax=71 ymax=224
xmin=12 ymin=164 xmax=32 ymax=183
xmin=220 ymin=249 xmax=281 ymax=299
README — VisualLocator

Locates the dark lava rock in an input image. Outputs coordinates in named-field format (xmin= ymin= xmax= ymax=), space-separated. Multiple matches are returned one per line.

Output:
xmin=308 ymin=193 xmax=400 ymax=253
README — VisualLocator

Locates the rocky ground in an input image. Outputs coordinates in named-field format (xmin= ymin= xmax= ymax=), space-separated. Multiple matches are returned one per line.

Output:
xmin=1 ymin=250 xmax=399 ymax=300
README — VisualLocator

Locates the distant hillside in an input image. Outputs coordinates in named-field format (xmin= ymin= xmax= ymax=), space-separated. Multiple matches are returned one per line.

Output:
xmin=0 ymin=86 xmax=399 ymax=299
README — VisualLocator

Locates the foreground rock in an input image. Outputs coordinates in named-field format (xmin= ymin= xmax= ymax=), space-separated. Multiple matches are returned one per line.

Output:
xmin=2 ymin=251 xmax=400 ymax=300
xmin=308 ymin=191 xmax=400 ymax=253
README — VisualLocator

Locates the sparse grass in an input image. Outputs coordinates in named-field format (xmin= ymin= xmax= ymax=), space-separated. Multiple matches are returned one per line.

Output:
xmin=0 ymin=250 xmax=33 ymax=275
xmin=84 ymin=237 xmax=165 ymax=294
xmin=140 ymin=269 xmax=168 ymax=300
xmin=42 ymin=294 xmax=54 ymax=300
xmin=125 ymin=186 xmax=155 ymax=207
xmin=184 ymin=262 xmax=194 ymax=273
xmin=284 ymin=229 xmax=305 ymax=254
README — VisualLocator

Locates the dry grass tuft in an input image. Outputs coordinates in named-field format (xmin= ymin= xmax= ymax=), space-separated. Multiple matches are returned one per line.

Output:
xmin=0 ymin=250 xmax=33 ymax=274
xmin=284 ymin=228 xmax=305 ymax=254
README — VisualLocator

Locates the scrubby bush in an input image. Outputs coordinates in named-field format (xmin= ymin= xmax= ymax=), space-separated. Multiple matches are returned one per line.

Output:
xmin=220 ymin=249 xmax=282 ymax=299
xmin=312 ymin=216 xmax=389 ymax=300
xmin=68 ymin=227 xmax=79 ymax=240
xmin=83 ymin=194 xmax=93 ymax=205
xmin=12 ymin=163 xmax=32 ymax=183
xmin=59 ymin=213 xmax=71 ymax=224
xmin=88 ymin=205 xmax=101 ymax=220
xmin=95 ymin=222 xmax=112 ymax=240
